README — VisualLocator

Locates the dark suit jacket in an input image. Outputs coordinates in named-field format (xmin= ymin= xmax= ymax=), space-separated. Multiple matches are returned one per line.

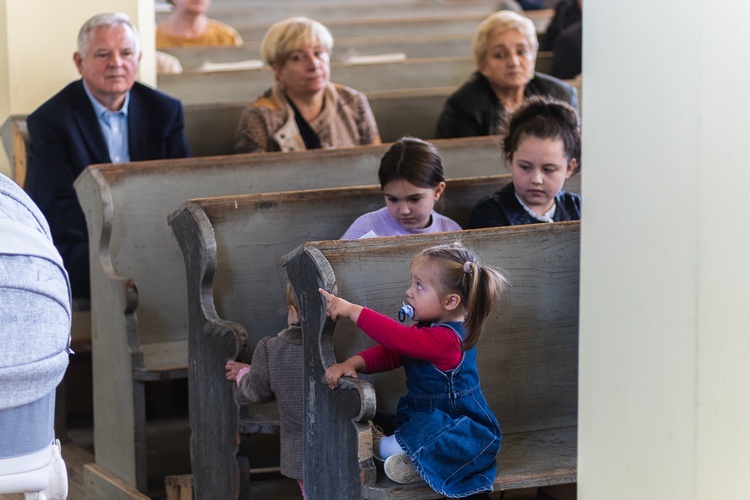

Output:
xmin=25 ymin=79 xmax=190 ymax=252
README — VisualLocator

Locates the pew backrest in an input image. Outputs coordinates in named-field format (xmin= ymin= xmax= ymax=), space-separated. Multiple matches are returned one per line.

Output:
xmin=0 ymin=114 xmax=29 ymax=187
xmin=158 ymin=55 xmax=476 ymax=105
xmin=162 ymin=33 xmax=475 ymax=71
xmin=209 ymin=10 xmax=552 ymax=43
xmin=75 ymin=136 xmax=506 ymax=359
xmin=183 ymin=86 xmax=459 ymax=156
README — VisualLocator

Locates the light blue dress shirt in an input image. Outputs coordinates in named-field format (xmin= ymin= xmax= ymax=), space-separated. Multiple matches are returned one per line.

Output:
xmin=82 ymin=82 xmax=130 ymax=163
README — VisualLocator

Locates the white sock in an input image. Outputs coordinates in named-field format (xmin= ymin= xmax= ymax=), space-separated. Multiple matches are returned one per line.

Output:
xmin=378 ymin=434 xmax=405 ymax=459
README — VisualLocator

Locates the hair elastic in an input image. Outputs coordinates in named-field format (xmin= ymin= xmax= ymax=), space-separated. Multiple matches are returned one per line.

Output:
xmin=463 ymin=261 xmax=473 ymax=273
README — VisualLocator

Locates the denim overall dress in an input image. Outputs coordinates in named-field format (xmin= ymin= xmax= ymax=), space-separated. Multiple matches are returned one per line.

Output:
xmin=392 ymin=322 xmax=501 ymax=498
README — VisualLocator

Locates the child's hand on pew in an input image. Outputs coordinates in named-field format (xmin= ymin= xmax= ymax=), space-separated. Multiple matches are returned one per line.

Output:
xmin=319 ymin=288 xmax=363 ymax=323
xmin=225 ymin=360 xmax=250 ymax=381
xmin=324 ymin=355 xmax=366 ymax=390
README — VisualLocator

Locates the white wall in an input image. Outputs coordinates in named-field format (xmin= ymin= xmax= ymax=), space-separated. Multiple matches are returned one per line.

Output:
xmin=0 ymin=0 xmax=155 ymax=177
xmin=580 ymin=1 xmax=750 ymax=498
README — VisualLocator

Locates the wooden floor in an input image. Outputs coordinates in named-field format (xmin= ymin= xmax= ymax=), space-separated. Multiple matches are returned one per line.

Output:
xmin=0 ymin=413 xmax=574 ymax=499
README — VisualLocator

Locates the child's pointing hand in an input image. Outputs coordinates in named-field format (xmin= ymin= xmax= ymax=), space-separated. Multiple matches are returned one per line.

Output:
xmin=318 ymin=288 xmax=363 ymax=322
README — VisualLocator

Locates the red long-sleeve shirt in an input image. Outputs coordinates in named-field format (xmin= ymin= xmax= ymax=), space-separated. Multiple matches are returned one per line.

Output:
xmin=356 ymin=308 xmax=462 ymax=372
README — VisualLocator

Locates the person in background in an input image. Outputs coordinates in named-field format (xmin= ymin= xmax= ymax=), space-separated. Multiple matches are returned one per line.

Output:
xmin=234 ymin=16 xmax=380 ymax=153
xmin=549 ymin=0 xmax=582 ymax=80
xmin=25 ymin=12 xmax=190 ymax=300
xmin=341 ymin=137 xmax=460 ymax=240
xmin=225 ymin=283 xmax=307 ymax=498
xmin=468 ymin=96 xmax=580 ymax=229
xmin=539 ymin=0 xmax=582 ymax=53
xmin=156 ymin=0 xmax=243 ymax=48
xmin=435 ymin=10 xmax=577 ymax=139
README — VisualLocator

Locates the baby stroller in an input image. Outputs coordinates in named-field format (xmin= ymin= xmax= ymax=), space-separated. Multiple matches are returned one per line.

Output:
xmin=0 ymin=174 xmax=70 ymax=499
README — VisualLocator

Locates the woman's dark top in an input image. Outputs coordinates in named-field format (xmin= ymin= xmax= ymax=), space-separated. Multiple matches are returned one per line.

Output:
xmin=435 ymin=71 xmax=578 ymax=139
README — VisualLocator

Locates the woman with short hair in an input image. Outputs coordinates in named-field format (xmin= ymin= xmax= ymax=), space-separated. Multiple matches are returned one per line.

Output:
xmin=234 ymin=17 xmax=381 ymax=153
xmin=435 ymin=10 xmax=577 ymax=139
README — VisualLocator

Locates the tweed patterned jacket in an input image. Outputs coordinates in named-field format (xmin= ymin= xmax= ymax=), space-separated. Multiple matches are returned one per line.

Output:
xmin=238 ymin=326 xmax=304 ymax=479
xmin=233 ymin=82 xmax=380 ymax=153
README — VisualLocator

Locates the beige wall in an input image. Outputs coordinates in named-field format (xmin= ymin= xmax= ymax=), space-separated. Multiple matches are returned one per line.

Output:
xmin=580 ymin=0 xmax=750 ymax=498
xmin=0 ymin=0 xmax=155 ymax=176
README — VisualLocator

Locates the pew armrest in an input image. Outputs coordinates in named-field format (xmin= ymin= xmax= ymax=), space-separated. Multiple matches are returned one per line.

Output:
xmin=284 ymin=244 xmax=378 ymax=499
xmin=170 ymin=201 xmax=253 ymax=499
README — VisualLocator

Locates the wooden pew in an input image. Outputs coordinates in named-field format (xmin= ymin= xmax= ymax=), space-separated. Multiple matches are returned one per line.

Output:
xmin=168 ymin=174 xmax=580 ymax=499
xmin=168 ymin=174 xmax=517 ymax=499
xmin=165 ymin=37 xmax=553 ymax=75
xmin=204 ymin=10 xmax=553 ymax=43
xmin=158 ymin=55 xmax=476 ymax=105
xmin=72 ymin=136 xmax=505 ymax=495
xmin=0 ymin=114 xmax=28 ymax=186
xmin=283 ymin=222 xmax=580 ymax=499
xmin=160 ymin=53 xmax=555 ymax=107
xmin=183 ymin=86 xmax=459 ymax=156
xmin=162 ymin=33 xmax=475 ymax=71
xmin=158 ymin=1 xmax=509 ymax=27
xmin=6 ymin=86 xmax=463 ymax=162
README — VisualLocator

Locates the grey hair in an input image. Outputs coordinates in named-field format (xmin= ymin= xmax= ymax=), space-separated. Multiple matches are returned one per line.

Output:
xmin=260 ymin=17 xmax=333 ymax=67
xmin=77 ymin=12 xmax=140 ymax=57
xmin=472 ymin=10 xmax=538 ymax=67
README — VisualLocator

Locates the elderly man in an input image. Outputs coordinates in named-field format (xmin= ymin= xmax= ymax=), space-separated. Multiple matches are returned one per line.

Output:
xmin=25 ymin=12 xmax=190 ymax=300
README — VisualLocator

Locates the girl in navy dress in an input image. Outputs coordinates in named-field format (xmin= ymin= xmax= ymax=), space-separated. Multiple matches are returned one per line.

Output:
xmin=319 ymin=242 xmax=507 ymax=498
xmin=469 ymin=95 xmax=581 ymax=229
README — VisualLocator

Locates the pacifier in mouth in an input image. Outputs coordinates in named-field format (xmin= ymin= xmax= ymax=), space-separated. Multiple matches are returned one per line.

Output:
xmin=398 ymin=302 xmax=414 ymax=322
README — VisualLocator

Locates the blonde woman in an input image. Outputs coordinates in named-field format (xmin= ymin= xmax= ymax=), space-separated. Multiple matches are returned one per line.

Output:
xmin=436 ymin=10 xmax=577 ymax=139
xmin=234 ymin=17 xmax=380 ymax=153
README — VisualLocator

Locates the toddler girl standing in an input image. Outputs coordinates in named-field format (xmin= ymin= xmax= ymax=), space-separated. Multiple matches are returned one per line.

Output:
xmin=319 ymin=242 xmax=507 ymax=498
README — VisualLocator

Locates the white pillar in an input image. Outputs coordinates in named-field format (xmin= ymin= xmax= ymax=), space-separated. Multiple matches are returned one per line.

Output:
xmin=580 ymin=1 xmax=750 ymax=498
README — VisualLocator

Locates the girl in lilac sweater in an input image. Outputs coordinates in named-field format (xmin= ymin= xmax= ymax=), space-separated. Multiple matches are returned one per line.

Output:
xmin=341 ymin=137 xmax=461 ymax=239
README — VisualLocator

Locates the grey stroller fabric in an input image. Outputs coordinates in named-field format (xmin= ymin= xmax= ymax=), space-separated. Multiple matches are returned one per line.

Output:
xmin=0 ymin=173 xmax=71 ymax=411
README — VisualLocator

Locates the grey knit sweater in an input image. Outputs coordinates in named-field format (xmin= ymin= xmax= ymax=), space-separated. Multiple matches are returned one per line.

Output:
xmin=239 ymin=325 xmax=303 ymax=480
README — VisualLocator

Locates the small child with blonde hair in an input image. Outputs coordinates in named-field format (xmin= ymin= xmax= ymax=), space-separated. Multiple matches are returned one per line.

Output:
xmin=225 ymin=283 xmax=306 ymax=498
xmin=320 ymin=242 xmax=507 ymax=498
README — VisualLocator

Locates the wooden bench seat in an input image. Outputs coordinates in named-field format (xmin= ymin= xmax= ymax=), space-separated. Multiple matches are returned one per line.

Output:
xmin=282 ymin=222 xmax=580 ymax=498
xmin=362 ymin=427 xmax=577 ymax=499
xmin=72 ymin=136 xmax=507 ymax=495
